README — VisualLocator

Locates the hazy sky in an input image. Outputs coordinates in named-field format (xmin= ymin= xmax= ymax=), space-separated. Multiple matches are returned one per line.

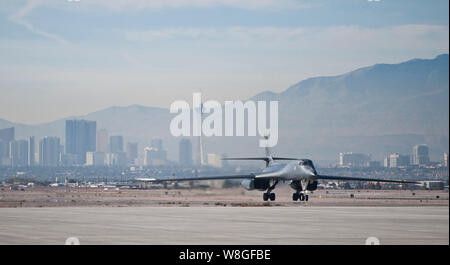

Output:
xmin=0 ymin=0 xmax=448 ymax=124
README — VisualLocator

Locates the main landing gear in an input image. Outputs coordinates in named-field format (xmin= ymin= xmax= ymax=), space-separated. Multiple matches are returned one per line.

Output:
xmin=263 ymin=192 xmax=275 ymax=201
xmin=263 ymin=180 xmax=278 ymax=201
xmin=292 ymin=192 xmax=308 ymax=201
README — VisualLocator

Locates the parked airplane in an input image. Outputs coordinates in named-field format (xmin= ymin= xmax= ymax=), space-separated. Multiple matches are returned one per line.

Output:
xmin=136 ymin=143 xmax=417 ymax=201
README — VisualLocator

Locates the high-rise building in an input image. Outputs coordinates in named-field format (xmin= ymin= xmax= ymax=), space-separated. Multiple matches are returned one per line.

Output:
xmin=109 ymin=136 xmax=124 ymax=153
xmin=0 ymin=140 xmax=8 ymax=166
xmin=126 ymin=142 xmax=138 ymax=164
xmin=65 ymin=120 xmax=96 ymax=164
xmin=339 ymin=152 xmax=371 ymax=167
xmin=0 ymin=127 xmax=15 ymax=163
xmin=143 ymin=139 xmax=167 ymax=164
xmin=40 ymin=137 xmax=60 ymax=167
xmin=86 ymin=152 xmax=105 ymax=166
xmin=10 ymin=140 xmax=28 ymax=167
xmin=207 ymin=153 xmax=222 ymax=168
xmin=107 ymin=152 xmax=127 ymax=166
xmin=389 ymin=153 xmax=410 ymax=168
xmin=444 ymin=153 xmax=448 ymax=167
xmin=96 ymin=129 xmax=109 ymax=153
xmin=144 ymin=147 xmax=166 ymax=166
xmin=412 ymin=144 xmax=430 ymax=165
xmin=179 ymin=139 xmax=192 ymax=166
xmin=29 ymin=136 xmax=35 ymax=166
xmin=383 ymin=156 xmax=390 ymax=168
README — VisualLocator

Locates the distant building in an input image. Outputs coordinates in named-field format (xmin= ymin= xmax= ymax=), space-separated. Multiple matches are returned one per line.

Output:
xmin=29 ymin=136 xmax=35 ymax=166
xmin=383 ymin=156 xmax=390 ymax=168
xmin=96 ymin=129 xmax=109 ymax=153
xmin=65 ymin=120 xmax=96 ymax=164
xmin=179 ymin=139 xmax=193 ymax=166
xmin=339 ymin=152 xmax=371 ymax=167
xmin=109 ymin=136 xmax=124 ymax=153
xmin=10 ymin=140 xmax=28 ymax=167
xmin=147 ymin=139 xmax=167 ymax=161
xmin=207 ymin=153 xmax=222 ymax=168
xmin=389 ymin=153 xmax=410 ymax=168
xmin=0 ymin=127 xmax=14 ymax=164
xmin=126 ymin=142 xmax=138 ymax=164
xmin=86 ymin=152 xmax=105 ymax=166
xmin=144 ymin=147 xmax=166 ymax=166
xmin=109 ymin=152 xmax=127 ymax=166
xmin=412 ymin=144 xmax=430 ymax=165
xmin=444 ymin=153 xmax=448 ymax=167
xmin=39 ymin=137 xmax=60 ymax=167
xmin=0 ymin=140 xmax=8 ymax=166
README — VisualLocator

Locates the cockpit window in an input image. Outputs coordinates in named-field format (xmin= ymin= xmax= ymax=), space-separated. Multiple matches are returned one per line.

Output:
xmin=299 ymin=160 xmax=313 ymax=167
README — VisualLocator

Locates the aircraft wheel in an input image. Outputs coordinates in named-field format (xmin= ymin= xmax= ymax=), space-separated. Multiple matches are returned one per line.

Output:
xmin=263 ymin=193 xmax=269 ymax=201
xmin=305 ymin=195 xmax=309 ymax=201
xmin=299 ymin=193 xmax=305 ymax=201
xmin=270 ymin=193 xmax=276 ymax=201
xmin=292 ymin=193 xmax=299 ymax=201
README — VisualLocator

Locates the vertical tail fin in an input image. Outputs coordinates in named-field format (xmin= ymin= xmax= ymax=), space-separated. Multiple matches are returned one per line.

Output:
xmin=264 ymin=135 xmax=273 ymax=167
xmin=264 ymin=135 xmax=272 ymax=157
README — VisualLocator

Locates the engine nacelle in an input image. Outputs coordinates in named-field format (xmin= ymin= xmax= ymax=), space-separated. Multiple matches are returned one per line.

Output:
xmin=289 ymin=180 xmax=318 ymax=191
xmin=307 ymin=180 xmax=318 ymax=191
xmin=241 ymin=178 xmax=270 ymax=191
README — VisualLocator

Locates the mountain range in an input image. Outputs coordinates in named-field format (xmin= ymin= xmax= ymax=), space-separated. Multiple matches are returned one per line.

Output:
xmin=1 ymin=54 xmax=448 ymax=163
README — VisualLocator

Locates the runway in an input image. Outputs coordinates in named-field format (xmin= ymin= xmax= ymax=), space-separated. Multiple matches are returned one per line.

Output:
xmin=0 ymin=206 xmax=447 ymax=245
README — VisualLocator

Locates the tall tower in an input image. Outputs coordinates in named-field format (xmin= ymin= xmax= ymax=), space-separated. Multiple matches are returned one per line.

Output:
xmin=29 ymin=136 xmax=35 ymax=166
xmin=199 ymin=102 xmax=205 ymax=166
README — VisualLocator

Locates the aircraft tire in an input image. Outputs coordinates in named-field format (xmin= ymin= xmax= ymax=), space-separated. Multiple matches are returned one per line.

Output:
xmin=292 ymin=193 xmax=299 ymax=201
xmin=299 ymin=193 xmax=305 ymax=201
xmin=270 ymin=193 xmax=275 ymax=201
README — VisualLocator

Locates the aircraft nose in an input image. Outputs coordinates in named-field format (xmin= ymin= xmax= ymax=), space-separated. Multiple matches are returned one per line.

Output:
xmin=304 ymin=167 xmax=316 ymax=176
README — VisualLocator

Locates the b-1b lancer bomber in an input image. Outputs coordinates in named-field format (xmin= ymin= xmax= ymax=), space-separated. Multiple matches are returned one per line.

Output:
xmin=137 ymin=144 xmax=417 ymax=202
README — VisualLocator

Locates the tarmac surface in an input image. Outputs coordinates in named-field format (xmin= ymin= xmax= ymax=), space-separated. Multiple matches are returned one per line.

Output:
xmin=0 ymin=206 xmax=448 ymax=245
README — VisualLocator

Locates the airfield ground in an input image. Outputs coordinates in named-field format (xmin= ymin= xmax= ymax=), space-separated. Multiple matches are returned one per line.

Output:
xmin=0 ymin=187 xmax=448 ymax=244
xmin=0 ymin=186 xmax=448 ymax=207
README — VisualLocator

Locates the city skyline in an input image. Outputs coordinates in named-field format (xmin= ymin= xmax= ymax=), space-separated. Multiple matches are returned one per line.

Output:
xmin=0 ymin=123 xmax=446 ymax=168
